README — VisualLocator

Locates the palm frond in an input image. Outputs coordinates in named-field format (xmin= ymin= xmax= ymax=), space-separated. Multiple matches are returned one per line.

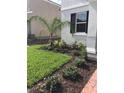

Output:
xmin=28 ymin=16 xmax=51 ymax=32
xmin=28 ymin=16 xmax=70 ymax=34
xmin=27 ymin=16 xmax=37 ymax=22
xmin=37 ymin=16 xmax=51 ymax=31
xmin=53 ymin=20 xmax=70 ymax=32
xmin=50 ymin=18 xmax=60 ymax=32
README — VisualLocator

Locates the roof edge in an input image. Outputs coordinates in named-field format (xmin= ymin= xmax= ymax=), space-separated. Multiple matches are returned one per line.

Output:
xmin=43 ymin=0 xmax=61 ymax=7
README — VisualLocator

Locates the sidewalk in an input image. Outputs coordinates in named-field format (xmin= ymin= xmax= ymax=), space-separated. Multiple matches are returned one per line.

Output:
xmin=81 ymin=70 xmax=97 ymax=93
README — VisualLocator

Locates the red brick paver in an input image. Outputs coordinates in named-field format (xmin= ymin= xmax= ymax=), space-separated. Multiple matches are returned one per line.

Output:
xmin=81 ymin=70 xmax=97 ymax=93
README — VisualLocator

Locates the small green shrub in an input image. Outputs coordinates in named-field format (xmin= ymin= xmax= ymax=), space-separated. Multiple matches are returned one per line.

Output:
xmin=75 ymin=59 xmax=86 ymax=68
xmin=46 ymin=76 xmax=61 ymax=93
xmin=72 ymin=50 xmax=81 ymax=56
xmin=42 ymin=45 xmax=54 ymax=50
xmin=78 ymin=43 xmax=87 ymax=59
xmin=61 ymin=40 xmax=67 ymax=48
xmin=75 ymin=59 xmax=90 ymax=70
xmin=47 ymin=45 xmax=54 ymax=50
xmin=53 ymin=40 xmax=64 ymax=48
xmin=63 ymin=66 xmax=78 ymax=81
xmin=72 ymin=41 xmax=79 ymax=49
xmin=53 ymin=39 xmax=61 ymax=48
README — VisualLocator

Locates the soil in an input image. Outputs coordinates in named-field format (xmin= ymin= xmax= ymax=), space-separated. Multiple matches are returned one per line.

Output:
xmin=28 ymin=56 xmax=97 ymax=93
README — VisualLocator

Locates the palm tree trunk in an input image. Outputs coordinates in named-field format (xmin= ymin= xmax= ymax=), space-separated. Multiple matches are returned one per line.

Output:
xmin=49 ymin=33 xmax=53 ymax=47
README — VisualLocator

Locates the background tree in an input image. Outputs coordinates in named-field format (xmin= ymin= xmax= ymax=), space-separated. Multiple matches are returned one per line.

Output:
xmin=27 ymin=16 xmax=36 ymax=39
xmin=29 ymin=16 xmax=70 ymax=46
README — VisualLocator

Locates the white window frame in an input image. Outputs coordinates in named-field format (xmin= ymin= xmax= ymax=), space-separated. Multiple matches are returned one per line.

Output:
xmin=75 ymin=12 xmax=88 ymax=34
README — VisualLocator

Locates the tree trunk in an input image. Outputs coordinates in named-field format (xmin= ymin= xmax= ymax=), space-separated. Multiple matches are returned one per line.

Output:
xmin=49 ymin=33 xmax=53 ymax=47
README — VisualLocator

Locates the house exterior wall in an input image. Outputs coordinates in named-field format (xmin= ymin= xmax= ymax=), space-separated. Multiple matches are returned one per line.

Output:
xmin=27 ymin=0 xmax=61 ymax=37
xmin=61 ymin=0 xmax=97 ymax=54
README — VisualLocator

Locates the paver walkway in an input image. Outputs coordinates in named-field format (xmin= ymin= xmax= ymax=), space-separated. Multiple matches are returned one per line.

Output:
xmin=81 ymin=70 xmax=97 ymax=93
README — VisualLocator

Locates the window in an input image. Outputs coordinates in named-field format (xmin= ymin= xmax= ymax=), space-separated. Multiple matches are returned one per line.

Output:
xmin=77 ymin=12 xmax=87 ymax=22
xmin=70 ymin=11 xmax=89 ymax=34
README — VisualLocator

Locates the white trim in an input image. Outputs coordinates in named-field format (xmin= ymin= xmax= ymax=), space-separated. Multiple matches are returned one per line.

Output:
xmin=88 ymin=0 xmax=97 ymax=3
xmin=61 ymin=2 xmax=89 ymax=11
xmin=27 ymin=11 xmax=32 ymax=14
xmin=77 ymin=22 xmax=87 ymax=24
xmin=42 ymin=0 xmax=61 ymax=7
xmin=74 ymin=32 xmax=87 ymax=36
xmin=87 ymin=47 xmax=96 ymax=54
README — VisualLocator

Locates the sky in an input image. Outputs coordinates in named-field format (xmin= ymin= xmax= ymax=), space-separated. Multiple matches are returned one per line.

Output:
xmin=51 ymin=0 xmax=61 ymax=4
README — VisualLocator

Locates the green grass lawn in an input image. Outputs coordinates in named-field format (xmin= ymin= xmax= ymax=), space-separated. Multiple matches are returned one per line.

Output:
xmin=27 ymin=45 xmax=71 ymax=87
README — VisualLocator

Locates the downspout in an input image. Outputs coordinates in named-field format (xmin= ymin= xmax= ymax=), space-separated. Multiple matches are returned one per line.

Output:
xmin=27 ymin=20 xmax=31 ymax=38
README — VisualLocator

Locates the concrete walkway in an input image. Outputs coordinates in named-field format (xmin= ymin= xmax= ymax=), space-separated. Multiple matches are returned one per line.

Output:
xmin=81 ymin=70 xmax=97 ymax=93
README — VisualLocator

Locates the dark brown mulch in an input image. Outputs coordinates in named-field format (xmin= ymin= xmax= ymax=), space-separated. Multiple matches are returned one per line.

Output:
xmin=27 ymin=36 xmax=60 ymax=45
xmin=28 ymin=56 xmax=97 ymax=93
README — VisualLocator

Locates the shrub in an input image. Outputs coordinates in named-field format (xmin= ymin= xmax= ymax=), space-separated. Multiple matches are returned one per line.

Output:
xmin=75 ymin=59 xmax=86 ymax=68
xmin=72 ymin=50 xmax=81 ymax=56
xmin=63 ymin=66 xmax=78 ymax=81
xmin=53 ymin=40 xmax=69 ymax=49
xmin=72 ymin=41 xmax=79 ymax=49
xmin=53 ymin=40 xmax=59 ymax=47
xmin=46 ymin=76 xmax=61 ymax=93
xmin=75 ymin=59 xmax=90 ymax=70
xmin=54 ymin=40 xmax=64 ymax=48
xmin=78 ymin=43 xmax=87 ymax=59
xmin=47 ymin=45 xmax=54 ymax=50
xmin=42 ymin=44 xmax=54 ymax=51
xmin=61 ymin=40 xmax=67 ymax=48
xmin=78 ymin=43 xmax=83 ymax=49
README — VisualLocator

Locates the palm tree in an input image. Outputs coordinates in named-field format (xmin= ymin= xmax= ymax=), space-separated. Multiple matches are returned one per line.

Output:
xmin=27 ymin=16 xmax=36 ymax=38
xmin=28 ymin=16 xmax=70 ymax=46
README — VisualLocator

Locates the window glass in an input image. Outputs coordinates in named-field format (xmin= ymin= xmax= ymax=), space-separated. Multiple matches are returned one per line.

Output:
xmin=77 ymin=12 xmax=87 ymax=22
xmin=77 ymin=24 xmax=86 ymax=32
xmin=70 ymin=11 xmax=89 ymax=33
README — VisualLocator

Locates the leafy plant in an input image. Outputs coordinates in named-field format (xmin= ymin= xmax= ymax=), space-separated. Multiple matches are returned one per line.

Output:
xmin=72 ymin=50 xmax=80 ymax=56
xmin=63 ymin=66 xmax=78 ymax=81
xmin=61 ymin=40 xmax=67 ymax=48
xmin=28 ymin=16 xmax=70 ymax=47
xmin=46 ymin=76 xmax=61 ymax=93
xmin=53 ymin=40 xmax=59 ymax=48
xmin=75 ymin=59 xmax=90 ymax=70
xmin=75 ymin=59 xmax=86 ymax=68
xmin=78 ymin=43 xmax=87 ymax=59
xmin=72 ymin=41 xmax=78 ymax=49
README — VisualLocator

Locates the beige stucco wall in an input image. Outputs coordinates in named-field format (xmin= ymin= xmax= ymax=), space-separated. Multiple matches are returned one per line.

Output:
xmin=27 ymin=0 xmax=61 ymax=37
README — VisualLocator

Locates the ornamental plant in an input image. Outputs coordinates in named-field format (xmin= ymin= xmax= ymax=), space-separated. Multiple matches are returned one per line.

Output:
xmin=46 ymin=76 xmax=61 ymax=93
xmin=63 ymin=66 xmax=78 ymax=81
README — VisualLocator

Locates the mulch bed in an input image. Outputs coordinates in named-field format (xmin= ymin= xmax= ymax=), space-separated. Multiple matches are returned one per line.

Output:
xmin=27 ymin=36 xmax=60 ymax=45
xmin=28 ymin=55 xmax=97 ymax=93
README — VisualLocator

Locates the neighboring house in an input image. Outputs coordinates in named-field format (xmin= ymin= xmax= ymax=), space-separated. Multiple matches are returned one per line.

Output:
xmin=27 ymin=0 xmax=61 ymax=37
xmin=61 ymin=0 xmax=97 ymax=59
